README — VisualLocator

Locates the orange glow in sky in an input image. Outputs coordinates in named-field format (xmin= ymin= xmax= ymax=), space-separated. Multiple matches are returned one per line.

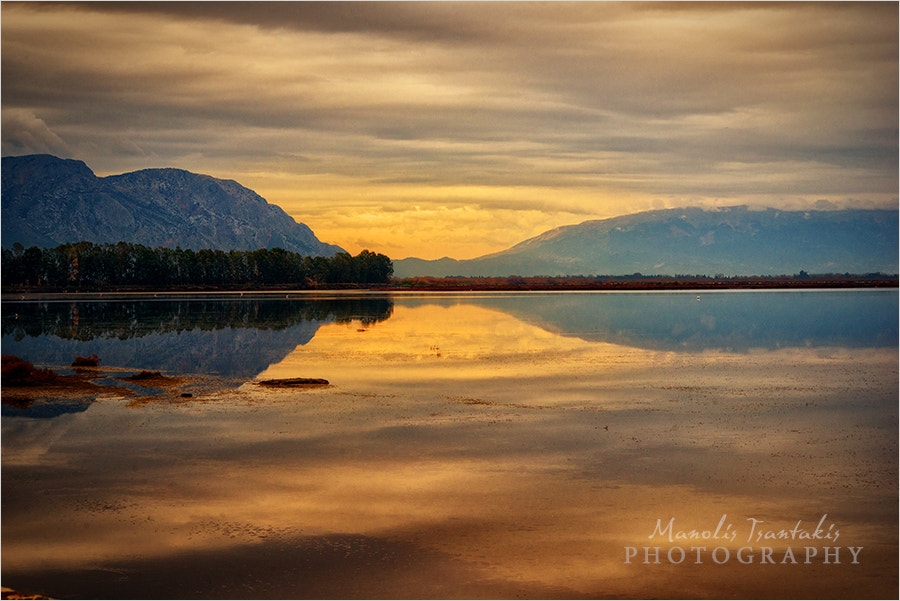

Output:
xmin=2 ymin=2 xmax=897 ymax=259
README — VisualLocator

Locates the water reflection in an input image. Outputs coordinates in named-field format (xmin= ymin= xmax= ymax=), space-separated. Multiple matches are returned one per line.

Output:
xmin=1 ymin=291 xmax=897 ymax=598
xmin=451 ymin=289 xmax=899 ymax=351
xmin=2 ymin=296 xmax=394 ymax=377
xmin=2 ymin=291 xmax=895 ymax=382
xmin=3 ymin=296 xmax=395 ymax=341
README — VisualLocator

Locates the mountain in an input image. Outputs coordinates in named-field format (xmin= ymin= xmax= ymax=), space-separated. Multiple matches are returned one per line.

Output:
xmin=394 ymin=206 xmax=899 ymax=277
xmin=1 ymin=154 xmax=344 ymax=256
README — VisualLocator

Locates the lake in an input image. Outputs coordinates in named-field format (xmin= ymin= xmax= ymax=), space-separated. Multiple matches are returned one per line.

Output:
xmin=2 ymin=290 xmax=897 ymax=599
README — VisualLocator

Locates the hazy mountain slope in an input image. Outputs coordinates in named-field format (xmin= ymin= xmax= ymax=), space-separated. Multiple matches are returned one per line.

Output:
xmin=394 ymin=206 xmax=898 ymax=277
xmin=1 ymin=154 xmax=344 ymax=256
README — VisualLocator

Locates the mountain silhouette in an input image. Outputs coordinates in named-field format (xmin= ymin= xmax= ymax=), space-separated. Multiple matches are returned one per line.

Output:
xmin=394 ymin=206 xmax=898 ymax=277
xmin=2 ymin=154 xmax=344 ymax=256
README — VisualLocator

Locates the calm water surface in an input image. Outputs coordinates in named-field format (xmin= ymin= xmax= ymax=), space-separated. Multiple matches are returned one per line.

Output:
xmin=2 ymin=290 xmax=897 ymax=598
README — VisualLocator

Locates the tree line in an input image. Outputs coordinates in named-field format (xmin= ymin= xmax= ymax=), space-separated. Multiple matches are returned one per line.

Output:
xmin=2 ymin=241 xmax=393 ymax=290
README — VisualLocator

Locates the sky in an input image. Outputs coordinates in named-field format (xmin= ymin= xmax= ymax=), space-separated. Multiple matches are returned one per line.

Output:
xmin=2 ymin=2 xmax=897 ymax=260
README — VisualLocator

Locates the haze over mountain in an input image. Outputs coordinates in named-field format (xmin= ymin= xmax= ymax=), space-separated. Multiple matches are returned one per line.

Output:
xmin=4 ymin=155 xmax=896 ymax=278
xmin=394 ymin=206 xmax=899 ymax=278
xmin=1 ymin=154 xmax=344 ymax=256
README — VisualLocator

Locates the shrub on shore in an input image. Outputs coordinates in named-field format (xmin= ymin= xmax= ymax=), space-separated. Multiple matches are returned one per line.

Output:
xmin=72 ymin=354 xmax=101 ymax=367
xmin=2 ymin=355 xmax=57 ymax=386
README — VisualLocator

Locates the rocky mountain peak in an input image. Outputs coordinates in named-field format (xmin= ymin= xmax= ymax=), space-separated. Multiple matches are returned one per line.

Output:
xmin=2 ymin=154 xmax=344 ymax=257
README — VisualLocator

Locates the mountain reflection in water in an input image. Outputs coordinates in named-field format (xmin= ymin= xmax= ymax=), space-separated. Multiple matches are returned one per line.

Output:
xmin=418 ymin=289 xmax=899 ymax=351
xmin=2 ymin=291 xmax=896 ymax=380
xmin=2 ymin=296 xmax=394 ymax=377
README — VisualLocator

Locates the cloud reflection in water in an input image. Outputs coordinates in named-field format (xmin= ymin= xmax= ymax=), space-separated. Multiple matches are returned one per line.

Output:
xmin=2 ymin=291 xmax=897 ymax=598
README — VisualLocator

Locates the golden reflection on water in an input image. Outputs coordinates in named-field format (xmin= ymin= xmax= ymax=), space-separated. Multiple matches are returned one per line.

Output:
xmin=2 ymin=301 xmax=897 ymax=598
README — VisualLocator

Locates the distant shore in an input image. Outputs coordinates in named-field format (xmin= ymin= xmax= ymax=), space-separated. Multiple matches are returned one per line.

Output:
xmin=382 ymin=274 xmax=899 ymax=292
xmin=2 ymin=274 xmax=897 ymax=299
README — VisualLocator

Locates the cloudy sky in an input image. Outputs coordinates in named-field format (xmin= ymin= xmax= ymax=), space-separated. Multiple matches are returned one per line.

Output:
xmin=3 ymin=2 xmax=897 ymax=260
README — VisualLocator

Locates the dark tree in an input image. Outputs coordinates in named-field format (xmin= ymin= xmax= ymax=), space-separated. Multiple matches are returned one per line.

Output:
xmin=1 ymin=242 xmax=393 ymax=290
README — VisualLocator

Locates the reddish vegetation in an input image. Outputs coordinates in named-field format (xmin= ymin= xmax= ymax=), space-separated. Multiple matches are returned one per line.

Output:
xmin=2 ymin=396 xmax=33 ymax=410
xmin=385 ymin=274 xmax=898 ymax=291
xmin=72 ymin=354 xmax=101 ymax=367
xmin=2 ymin=355 xmax=58 ymax=386
xmin=125 ymin=370 xmax=165 ymax=381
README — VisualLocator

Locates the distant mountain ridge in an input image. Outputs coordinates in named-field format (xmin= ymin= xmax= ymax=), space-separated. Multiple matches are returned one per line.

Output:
xmin=2 ymin=154 xmax=344 ymax=256
xmin=395 ymin=206 xmax=899 ymax=277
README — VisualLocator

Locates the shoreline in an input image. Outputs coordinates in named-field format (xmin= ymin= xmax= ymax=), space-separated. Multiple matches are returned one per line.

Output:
xmin=2 ymin=275 xmax=897 ymax=300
